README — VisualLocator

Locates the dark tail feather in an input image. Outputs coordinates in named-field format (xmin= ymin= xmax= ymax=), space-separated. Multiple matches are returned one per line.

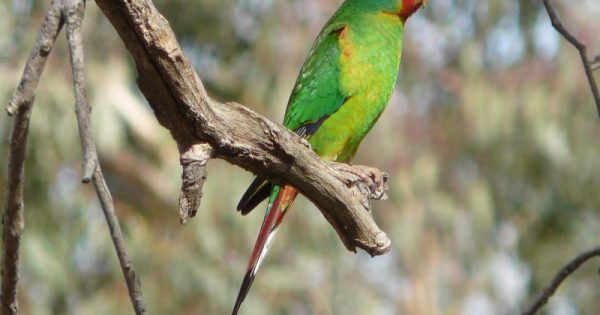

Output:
xmin=237 ymin=177 xmax=273 ymax=215
xmin=232 ymin=269 xmax=255 ymax=315
xmin=232 ymin=185 xmax=298 ymax=315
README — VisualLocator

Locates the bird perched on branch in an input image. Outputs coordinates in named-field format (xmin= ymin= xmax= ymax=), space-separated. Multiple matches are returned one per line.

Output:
xmin=232 ymin=0 xmax=426 ymax=313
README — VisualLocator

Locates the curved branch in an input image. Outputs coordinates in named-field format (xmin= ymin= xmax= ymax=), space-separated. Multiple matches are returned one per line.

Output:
xmin=543 ymin=0 xmax=600 ymax=117
xmin=521 ymin=246 xmax=600 ymax=315
xmin=93 ymin=0 xmax=391 ymax=255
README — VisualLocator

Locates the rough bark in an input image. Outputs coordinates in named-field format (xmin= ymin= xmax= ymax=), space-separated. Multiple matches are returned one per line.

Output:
xmin=3 ymin=1 xmax=148 ymax=313
xmin=93 ymin=0 xmax=392 ymax=255
xmin=2 ymin=1 xmax=64 ymax=313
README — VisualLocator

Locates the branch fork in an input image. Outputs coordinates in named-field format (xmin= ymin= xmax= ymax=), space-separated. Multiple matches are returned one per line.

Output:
xmin=3 ymin=0 xmax=147 ymax=314
xmin=543 ymin=0 xmax=600 ymax=117
xmin=94 ymin=0 xmax=393 ymax=256
xmin=5 ymin=0 xmax=395 ymax=313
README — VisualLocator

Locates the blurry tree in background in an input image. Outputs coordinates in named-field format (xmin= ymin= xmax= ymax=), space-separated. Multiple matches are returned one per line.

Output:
xmin=1 ymin=0 xmax=599 ymax=314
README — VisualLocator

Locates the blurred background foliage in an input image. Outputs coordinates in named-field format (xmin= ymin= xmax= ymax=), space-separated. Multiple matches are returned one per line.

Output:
xmin=1 ymin=0 xmax=600 ymax=314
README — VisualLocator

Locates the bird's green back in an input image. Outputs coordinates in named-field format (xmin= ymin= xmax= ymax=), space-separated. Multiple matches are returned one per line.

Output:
xmin=233 ymin=3 xmax=424 ymax=311
xmin=237 ymin=0 xmax=412 ymax=213
xmin=282 ymin=0 xmax=405 ymax=161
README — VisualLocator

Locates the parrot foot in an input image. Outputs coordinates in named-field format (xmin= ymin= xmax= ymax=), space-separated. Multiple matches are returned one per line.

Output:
xmin=331 ymin=163 xmax=389 ymax=208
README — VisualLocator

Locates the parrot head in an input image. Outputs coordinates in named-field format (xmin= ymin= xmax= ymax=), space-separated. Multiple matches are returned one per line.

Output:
xmin=399 ymin=0 xmax=427 ymax=22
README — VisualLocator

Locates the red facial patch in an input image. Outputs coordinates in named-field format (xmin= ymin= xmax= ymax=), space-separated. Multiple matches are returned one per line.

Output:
xmin=400 ymin=0 xmax=423 ymax=22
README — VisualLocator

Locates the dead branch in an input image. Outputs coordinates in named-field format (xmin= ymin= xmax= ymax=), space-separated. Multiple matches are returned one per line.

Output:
xmin=518 ymin=2 xmax=600 ymax=313
xmin=93 ymin=0 xmax=392 ymax=256
xmin=63 ymin=0 xmax=147 ymax=313
xmin=1 ymin=1 xmax=63 ymax=313
xmin=521 ymin=246 xmax=600 ymax=315
xmin=3 ymin=0 xmax=147 ymax=313
xmin=179 ymin=143 xmax=212 ymax=224
xmin=64 ymin=0 xmax=97 ymax=182
xmin=4 ymin=0 xmax=394 ymax=311
xmin=91 ymin=167 xmax=147 ymax=314
xmin=543 ymin=0 xmax=600 ymax=117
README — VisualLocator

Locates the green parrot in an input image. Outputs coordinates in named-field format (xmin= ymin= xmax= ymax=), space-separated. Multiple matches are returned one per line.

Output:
xmin=232 ymin=0 xmax=426 ymax=313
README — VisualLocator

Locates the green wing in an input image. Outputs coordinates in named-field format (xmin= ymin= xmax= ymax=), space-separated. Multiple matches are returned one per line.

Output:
xmin=283 ymin=22 xmax=349 ymax=135
xmin=237 ymin=23 xmax=349 ymax=214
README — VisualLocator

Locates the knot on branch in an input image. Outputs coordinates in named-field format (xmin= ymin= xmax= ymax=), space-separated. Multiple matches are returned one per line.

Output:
xmin=179 ymin=143 xmax=213 ymax=224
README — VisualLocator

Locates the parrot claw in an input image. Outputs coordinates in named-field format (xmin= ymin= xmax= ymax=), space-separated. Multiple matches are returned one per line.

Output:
xmin=362 ymin=168 xmax=388 ymax=201
xmin=331 ymin=163 xmax=389 ymax=206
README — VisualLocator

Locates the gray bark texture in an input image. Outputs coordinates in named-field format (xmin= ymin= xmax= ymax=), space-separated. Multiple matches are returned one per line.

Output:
xmin=94 ymin=0 xmax=392 ymax=256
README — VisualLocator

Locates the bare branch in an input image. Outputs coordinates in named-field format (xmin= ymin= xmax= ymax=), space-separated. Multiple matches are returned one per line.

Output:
xmin=94 ymin=0 xmax=392 ymax=256
xmin=64 ymin=0 xmax=97 ymax=182
xmin=179 ymin=143 xmax=213 ymax=224
xmin=521 ymin=2 xmax=600 ymax=313
xmin=91 ymin=167 xmax=148 ymax=315
xmin=543 ymin=0 xmax=600 ymax=117
xmin=521 ymin=246 xmax=600 ymax=315
xmin=6 ymin=0 xmax=63 ymax=116
xmin=63 ymin=0 xmax=147 ymax=313
xmin=1 ymin=1 xmax=64 ymax=313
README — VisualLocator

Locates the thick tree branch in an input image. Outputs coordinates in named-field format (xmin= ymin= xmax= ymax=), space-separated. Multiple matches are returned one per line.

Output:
xmin=543 ymin=0 xmax=600 ymax=117
xmin=94 ymin=0 xmax=392 ymax=256
xmin=521 ymin=246 xmax=600 ymax=315
xmin=2 ymin=1 xmax=63 ymax=313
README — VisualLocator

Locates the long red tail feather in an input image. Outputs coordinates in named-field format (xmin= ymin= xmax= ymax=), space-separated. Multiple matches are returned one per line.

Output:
xmin=232 ymin=185 xmax=298 ymax=315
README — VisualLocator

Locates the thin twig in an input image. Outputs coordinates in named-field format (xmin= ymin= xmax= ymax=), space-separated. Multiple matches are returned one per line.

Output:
xmin=64 ymin=0 xmax=97 ymax=182
xmin=91 ymin=167 xmax=147 ymax=315
xmin=1 ymin=1 xmax=64 ymax=313
xmin=524 ymin=2 xmax=600 ymax=312
xmin=521 ymin=246 xmax=600 ymax=315
xmin=543 ymin=0 xmax=600 ymax=117
xmin=62 ymin=0 xmax=147 ymax=313
xmin=6 ymin=0 xmax=63 ymax=116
